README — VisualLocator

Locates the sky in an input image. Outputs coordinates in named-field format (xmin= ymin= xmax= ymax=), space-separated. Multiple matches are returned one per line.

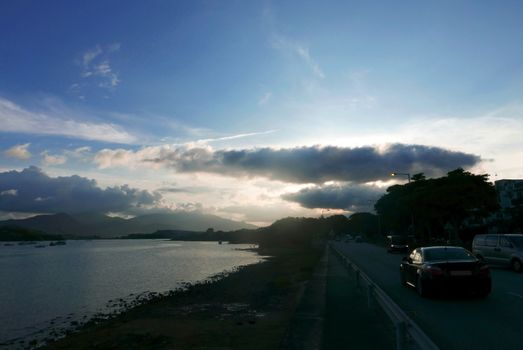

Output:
xmin=1 ymin=1 xmax=523 ymax=225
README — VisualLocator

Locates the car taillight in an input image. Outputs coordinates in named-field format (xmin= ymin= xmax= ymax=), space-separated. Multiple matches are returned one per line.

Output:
xmin=479 ymin=265 xmax=490 ymax=276
xmin=424 ymin=265 xmax=443 ymax=277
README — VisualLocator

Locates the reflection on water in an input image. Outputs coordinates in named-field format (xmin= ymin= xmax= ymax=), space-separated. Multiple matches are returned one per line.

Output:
xmin=0 ymin=239 xmax=262 ymax=346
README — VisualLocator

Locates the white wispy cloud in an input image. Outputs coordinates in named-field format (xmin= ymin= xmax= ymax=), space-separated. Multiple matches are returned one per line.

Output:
xmin=271 ymin=34 xmax=325 ymax=79
xmin=82 ymin=45 xmax=103 ymax=67
xmin=0 ymin=96 xmax=136 ymax=144
xmin=65 ymin=146 xmax=92 ymax=159
xmin=195 ymin=130 xmax=277 ymax=144
xmin=1 ymin=189 xmax=18 ymax=196
xmin=77 ymin=43 xmax=121 ymax=92
xmin=41 ymin=151 xmax=67 ymax=166
xmin=258 ymin=92 xmax=272 ymax=106
xmin=94 ymin=146 xmax=169 ymax=169
xmin=4 ymin=143 xmax=32 ymax=160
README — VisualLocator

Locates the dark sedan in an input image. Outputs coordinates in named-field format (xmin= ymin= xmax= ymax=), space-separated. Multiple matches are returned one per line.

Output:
xmin=387 ymin=235 xmax=409 ymax=253
xmin=400 ymin=246 xmax=491 ymax=298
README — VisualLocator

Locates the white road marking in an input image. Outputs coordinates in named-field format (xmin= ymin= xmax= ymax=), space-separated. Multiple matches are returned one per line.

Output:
xmin=507 ymin=292 xmax=523 ymax=299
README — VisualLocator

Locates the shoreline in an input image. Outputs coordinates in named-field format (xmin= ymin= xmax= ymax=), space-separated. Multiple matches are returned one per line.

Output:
xmin=0 ymin=240 xmax=264 ymax=349
xmin=37 ymin=246 xmax=322 ymax=349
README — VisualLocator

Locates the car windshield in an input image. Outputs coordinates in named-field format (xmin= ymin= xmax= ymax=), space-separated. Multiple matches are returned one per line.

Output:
xmin=508 ymin=236 xmax=523 ymax=248
xmin=423 ymin=248 xmax=474 ymax=262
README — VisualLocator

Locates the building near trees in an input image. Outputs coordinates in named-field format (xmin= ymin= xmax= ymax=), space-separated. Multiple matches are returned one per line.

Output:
xmin=496 ymin=179 xmax=523 ymax=209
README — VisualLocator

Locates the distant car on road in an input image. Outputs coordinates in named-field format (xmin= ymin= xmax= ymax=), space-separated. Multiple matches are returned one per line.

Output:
xmin=387 ymin=235 xmax=409 ymax=253
xmin=472 ymin=234 xmax=523 ymax=272
xmin=354 ymin=235 xmax=363 ymax=243
xmin=400 ymin=246 xmax=491 ymax=298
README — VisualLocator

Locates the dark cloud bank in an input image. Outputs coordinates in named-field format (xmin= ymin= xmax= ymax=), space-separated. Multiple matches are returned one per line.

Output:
xmin=283 ymin=184 xmax=385 ymax=211
xmin=1 ymin=144 xmax=481 ymax=215
xmin=150 ymin=144 xmax=480 ymax=184
xmin=146 ymin=143 xmax=481 ymax=212
xmin=0 ymin=166 xmax=160 ymax=213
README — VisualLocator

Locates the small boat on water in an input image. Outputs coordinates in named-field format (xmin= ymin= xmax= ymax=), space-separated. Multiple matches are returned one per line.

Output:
xmin=35 ymin=244 xmax=46 ymax=248
xmin=49 ymin=241 xmax=66 ymax=246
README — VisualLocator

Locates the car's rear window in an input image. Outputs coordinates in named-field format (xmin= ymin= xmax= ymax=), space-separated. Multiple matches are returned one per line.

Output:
xmin=423 ymin=248 xmax=474 ymax=262
xmin=390 ymin=236 xmax=407 ymax=244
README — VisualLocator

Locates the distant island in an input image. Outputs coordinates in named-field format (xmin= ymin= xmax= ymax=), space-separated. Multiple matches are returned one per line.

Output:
xmin=0 ymin=226 xmax=65 ymax=241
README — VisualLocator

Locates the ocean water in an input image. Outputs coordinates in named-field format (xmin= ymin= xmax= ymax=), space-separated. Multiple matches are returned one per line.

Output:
xmin=0 ymin=239 xmax=263 ymax=347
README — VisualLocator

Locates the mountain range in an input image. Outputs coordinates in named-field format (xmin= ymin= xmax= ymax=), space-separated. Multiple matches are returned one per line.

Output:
xmin=0 ymin=212 xmax=257 ymax=238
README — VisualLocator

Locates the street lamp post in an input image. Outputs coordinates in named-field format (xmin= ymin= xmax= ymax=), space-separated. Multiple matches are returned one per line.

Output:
xmin=391 ymin=172 xmax=415 ymax=237
xmin=391 ymin=172 xmax=411 ymax=183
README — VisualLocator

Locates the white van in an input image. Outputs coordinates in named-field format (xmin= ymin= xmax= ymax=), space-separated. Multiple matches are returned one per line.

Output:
xmin=472 ymin=234 xmax=523 ymax=272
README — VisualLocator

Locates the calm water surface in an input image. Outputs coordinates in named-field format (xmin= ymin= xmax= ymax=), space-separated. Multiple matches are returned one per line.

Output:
xmin=0 ymin=239 xmax=263 ymax=346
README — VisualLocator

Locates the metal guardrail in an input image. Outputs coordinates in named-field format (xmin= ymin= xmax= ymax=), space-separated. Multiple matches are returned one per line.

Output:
xmin=330 ymin=244 xmax=440 ymax=350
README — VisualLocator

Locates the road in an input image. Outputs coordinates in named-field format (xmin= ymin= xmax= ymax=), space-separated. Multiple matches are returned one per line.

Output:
xmin=332 ymin=241 xmax=523 ymax=350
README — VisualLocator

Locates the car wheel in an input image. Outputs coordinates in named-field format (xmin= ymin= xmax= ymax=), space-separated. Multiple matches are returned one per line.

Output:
xmin=416 ymin=276 xmax=429 ymax=297
xmin=511 ymin=259 xmax=522 ymax=273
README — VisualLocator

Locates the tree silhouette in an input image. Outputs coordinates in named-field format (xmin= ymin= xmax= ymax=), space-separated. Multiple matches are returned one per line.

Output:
xmin=375 ymin=168 xmax=498 ymax=243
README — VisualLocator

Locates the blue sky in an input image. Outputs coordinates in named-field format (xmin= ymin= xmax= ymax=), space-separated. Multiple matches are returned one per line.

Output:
xmin=1 ymin=1 xmax=523 ymax=224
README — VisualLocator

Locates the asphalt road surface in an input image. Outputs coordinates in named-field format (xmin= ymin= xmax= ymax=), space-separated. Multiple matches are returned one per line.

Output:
xmin=332 ymin=241 xmax=523 ymax=350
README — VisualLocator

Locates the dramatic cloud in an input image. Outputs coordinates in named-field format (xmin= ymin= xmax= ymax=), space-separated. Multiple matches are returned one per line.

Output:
xmin=99 ymin=143 xmax=480 ymax=184
xmin=4 ymin=143 xmax=32 ymax=160
xmin=0 ymin=97 xmax=136 ymax=143
xmin=0 ymin=166 xmax=161 ymax=214
xmin=283 ymin=183 xmax=385 ymax=211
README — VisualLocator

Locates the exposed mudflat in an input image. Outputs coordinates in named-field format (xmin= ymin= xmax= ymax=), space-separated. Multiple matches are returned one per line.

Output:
xmin=38 ymin=247 xmax=322 ymax=350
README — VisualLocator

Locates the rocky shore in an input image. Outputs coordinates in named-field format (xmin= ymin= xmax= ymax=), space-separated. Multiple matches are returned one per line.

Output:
xmin=38 ymin=246 xmax=323 ymax=350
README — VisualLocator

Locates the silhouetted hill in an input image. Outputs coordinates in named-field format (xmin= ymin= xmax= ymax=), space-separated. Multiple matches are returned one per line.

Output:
xmin=0 ymin=212 xmax=257 ymax=238
xmin=224 ymin=214 xmax=381 ymax=248
xmin=0 ymin=213 xmax=88 ymax=236
xmin=153 ymin=215 xmax=354 ymax=247
xmin=126 ymin=213 xmax=256 ymax=233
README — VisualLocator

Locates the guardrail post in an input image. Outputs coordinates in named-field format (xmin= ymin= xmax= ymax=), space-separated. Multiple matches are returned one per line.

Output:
xmin=395 ymin=321 xmax=407 ymax=350
xmin=331 ymin=245 xmax=439 ymax=350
